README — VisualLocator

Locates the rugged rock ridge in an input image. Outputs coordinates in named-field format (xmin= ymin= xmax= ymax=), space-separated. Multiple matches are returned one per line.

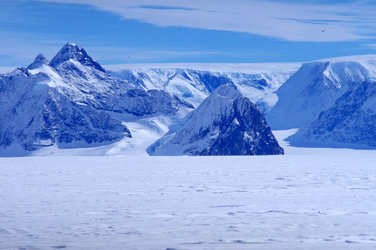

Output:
xmin=49 ymin=42 xmax=105 ymax=72
xmin=0 ymin=43 xmax=191 ymax=155
xmin=0 ymin=67 xmax=130 ymax=156
xmin=108 ymin=67 xmax=296 ymax=111
xmin=148 ymin=84 xmax=284 ymax=156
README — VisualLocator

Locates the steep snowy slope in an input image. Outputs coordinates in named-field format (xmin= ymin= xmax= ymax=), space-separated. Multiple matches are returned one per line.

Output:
xmin=267 ymin=59 xmax=374 ymax=129
xmin=42 ymin=43 xmax=191 ymax=117
xmin=288 ymin=80 xmax=376 ymax=148
xmin=0 ymin=67 xmax=130 ymax=156
xmin=148 ymin=84 xmax=283 ymax=156
xmin=107 ymin=63 xmax=298 ymax=111
xmin=0 ymin=43 xmax=191 ymax=155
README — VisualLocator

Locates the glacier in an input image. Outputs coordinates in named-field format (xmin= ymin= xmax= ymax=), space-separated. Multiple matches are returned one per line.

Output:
xmin=1 ymin=132 xmax=376 ymax=249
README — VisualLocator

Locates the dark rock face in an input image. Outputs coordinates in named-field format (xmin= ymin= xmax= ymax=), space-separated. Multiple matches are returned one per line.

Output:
xmin=49 ymin=42 xmax=105 ymax=72
xmin=288 ymin=81 xmax=376 ymax=148
xmin=196 ymin=71 xmax=235 ymax=92
xmin=148 ymin=85 xmax=284 ymax=156
xmin=202 ymin=96 xmax=284 ymax=155
xmin=27 ymin=54 xmax=49 ymax=70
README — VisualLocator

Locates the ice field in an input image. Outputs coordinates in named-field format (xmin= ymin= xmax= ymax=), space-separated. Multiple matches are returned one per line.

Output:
xmin=1 ymin=131 xmax=376 ymax=249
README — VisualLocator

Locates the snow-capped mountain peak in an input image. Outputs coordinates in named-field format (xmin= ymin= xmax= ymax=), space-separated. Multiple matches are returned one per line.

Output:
xmin=148 ymin=84 xmax=284 ymax=156
xmin=27 ymin=54 xmax=49 ymax=70
xmin=49 ymin=42 xmax=105 ymax=72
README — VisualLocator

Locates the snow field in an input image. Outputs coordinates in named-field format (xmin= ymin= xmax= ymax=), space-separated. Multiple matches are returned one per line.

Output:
xmin=1 ymin=150 xmax=376 ymax=249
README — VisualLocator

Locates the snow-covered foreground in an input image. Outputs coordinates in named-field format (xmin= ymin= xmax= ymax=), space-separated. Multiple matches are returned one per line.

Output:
xmin=1 ymin=136 xmax=376 ymax=249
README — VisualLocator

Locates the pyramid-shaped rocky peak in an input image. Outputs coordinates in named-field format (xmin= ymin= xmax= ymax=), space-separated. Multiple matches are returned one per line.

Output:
xmin=148 ymin=84 xmax=284 ymax=156
xmin=49 ymin=42 xmax=105 ymax=72
xmin=27 ymin=54 xmax=49 ymax=70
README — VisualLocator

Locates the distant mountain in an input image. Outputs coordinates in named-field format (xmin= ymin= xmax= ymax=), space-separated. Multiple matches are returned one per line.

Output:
xmin=27 ymin=54 xmax=49 ymax=70
xmin=147 ymin=84 xmax=284 ymax=156
xmin=267 ymin=59 xmax=374 ymax=129
xmin=107 ymin=63 xmax=298 ymax=112
xmin=4 ymin=42 xmax=376 ymax=154
xmin=288 ymin=80 xmax=376 ymax=148
xmin=264 ymin=55 xmax=376 ymax=149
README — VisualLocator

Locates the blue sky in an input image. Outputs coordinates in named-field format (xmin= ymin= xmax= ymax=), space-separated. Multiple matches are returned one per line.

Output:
xmin=1 ymin=0 xmax=376 ymax=66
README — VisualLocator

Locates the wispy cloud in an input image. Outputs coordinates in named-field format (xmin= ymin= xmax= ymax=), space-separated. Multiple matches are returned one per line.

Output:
xmin=84 ymin=46 xmax=225 ymax=64
xmin=0 ymin=31 xmax=65 ymax=66
xmin=36 ymin=0 xmax=376 ymax=42
xmin=364 ymin=43 xmax=376 ymax=50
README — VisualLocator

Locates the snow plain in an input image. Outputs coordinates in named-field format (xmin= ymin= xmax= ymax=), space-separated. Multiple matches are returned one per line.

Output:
xmin=1 ymin=131 xmax=376 ymax=249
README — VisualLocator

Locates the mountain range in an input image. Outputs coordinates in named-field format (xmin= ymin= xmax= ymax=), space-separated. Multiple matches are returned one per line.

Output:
xmin=0 ymin=43 xmax=192 ymax=156
xmin=1 ymin=43 xmax=376 ymax=155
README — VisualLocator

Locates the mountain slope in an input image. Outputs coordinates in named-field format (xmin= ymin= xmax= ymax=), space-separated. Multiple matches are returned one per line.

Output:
xmin=147 ymin=84 xmax=284 ymax=156
xmin=287 ymin=81 xmax=376 ymax=148
xmin=267 ymin=60 xmax=373 ymax=129
xmin=0 ymin=67 xmax=130 ymax=156
xmin=0 ymin=43 xmax=192 ymax=155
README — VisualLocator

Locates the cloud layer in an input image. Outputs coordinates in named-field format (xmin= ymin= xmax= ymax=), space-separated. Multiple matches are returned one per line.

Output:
xmin=37 ymin=0 xmax=376 ymax=42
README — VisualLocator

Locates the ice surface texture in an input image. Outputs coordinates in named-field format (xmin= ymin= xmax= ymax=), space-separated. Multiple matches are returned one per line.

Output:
xmin=1 ymin=150 xmax=376 ymax=249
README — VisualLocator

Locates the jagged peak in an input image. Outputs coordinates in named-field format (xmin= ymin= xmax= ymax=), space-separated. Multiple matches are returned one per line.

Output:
xmin=27 ymin=54 xmax=49 ymax=70
xmin=49 ymin=42 xmax=105 ymax=72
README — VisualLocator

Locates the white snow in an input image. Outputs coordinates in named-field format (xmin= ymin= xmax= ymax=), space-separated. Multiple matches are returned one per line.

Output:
xmin=32 ymin=115 xmax=174 ymax=157
xmin=105 ymin=62 xmax=300 ymax=74
xmin=28 ymin=64 xmax=73 ymax=89
xmin=1 ymin=131 xmax=376 ymax=249
xmin=106 ymin=63 xmax=299 ymax=110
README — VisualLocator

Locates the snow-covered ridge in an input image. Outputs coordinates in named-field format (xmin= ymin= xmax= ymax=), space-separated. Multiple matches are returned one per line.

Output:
xmin=105 ymin=62 xmax=300 ymax=74
xmin=106 ymin=64 xmax=297 ymax=112
xmin=267 ymin=55 xmax=376 ymax=129
xmin=316 ymin=54 xmax=376 ymax=64
xmin=0 ymin=43 xmax=191 ymax=156
xmin=267 ymin=53 xmax=376 ymax=148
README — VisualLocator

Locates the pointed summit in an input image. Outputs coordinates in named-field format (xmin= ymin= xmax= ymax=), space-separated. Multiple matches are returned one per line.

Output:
xmin=49 ymin=42 xmax=105 ymax=72
xmin=148 ymin=84 xmax=284 ymax=156
xmin=27 ymin=54 xmax=49 ymax=70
